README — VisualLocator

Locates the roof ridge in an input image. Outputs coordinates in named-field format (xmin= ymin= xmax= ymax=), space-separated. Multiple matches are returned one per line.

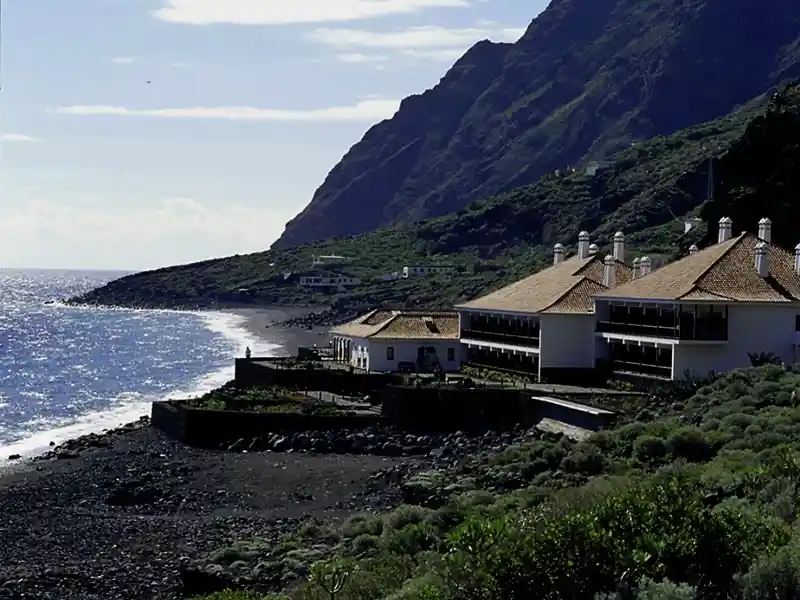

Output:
xmin=691 ymin=232 xmax=748 ymax=288
xmin=542 ymin=275 xmax=595 ymax=312
xmin=371 ymin=313 xmax=401 ymax=336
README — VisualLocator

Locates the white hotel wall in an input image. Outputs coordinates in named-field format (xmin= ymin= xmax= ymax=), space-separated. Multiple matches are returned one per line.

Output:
xmin=363 ymin=340 xmax=464 ymax=372
xmin=539 ymin=314 xmax=596 ymax=369
xmin=672 ymin=304 xmax=800 ymax=378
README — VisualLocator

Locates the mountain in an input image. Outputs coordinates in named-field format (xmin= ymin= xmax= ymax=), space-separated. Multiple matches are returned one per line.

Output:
xmin=273 ymin=0 xmax=800 ymax=249
xmin=69 ymin=82 xmax=799 ymax=313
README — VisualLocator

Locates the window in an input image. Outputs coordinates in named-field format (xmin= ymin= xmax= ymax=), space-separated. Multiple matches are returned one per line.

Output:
xmin=386 ymin=347 xmax=395 ymax=360
xmin=796 ymin=315 xmax=800 ymax=332
xmin=447 ymin=347 xmax=455 ymax=361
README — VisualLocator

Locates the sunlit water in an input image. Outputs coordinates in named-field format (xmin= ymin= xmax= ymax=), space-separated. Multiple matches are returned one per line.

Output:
xmin=0 ymin=269 xmax=278 ymax=462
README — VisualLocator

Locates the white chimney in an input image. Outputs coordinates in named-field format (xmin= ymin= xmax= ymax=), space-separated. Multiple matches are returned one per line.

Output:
xmin=718 ymin=217 xmax=733 ymax=243
xmin=578 ymin=231 xmax=590 ymax=259
xmin=795 ymin=243 xmax=800 ymax=275
xmin=758 ymin=218 xmax=772 ymax=242
xmin=613 ymin=231 xmax=625 ymax=262
xmin=689 ymin=244 xmax=699 ymax=255
xmin=603 ymin=255 xmax=616 ymax=288
xmin=588 ymin=243 xmax=599 ymax=255
xmin=633 ymin=257 xmax=642 ymax=278
xmin=640 ymin=256 xmax=652 ymax=276
xmin=553 ymin=243 xmax=565 ymax=265
xmin=755 ymin=241 xmax=768 ymax=277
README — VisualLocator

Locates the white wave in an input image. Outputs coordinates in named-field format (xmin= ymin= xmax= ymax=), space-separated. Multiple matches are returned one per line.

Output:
xmin=0 ymin=309 xmax=282 ymax=464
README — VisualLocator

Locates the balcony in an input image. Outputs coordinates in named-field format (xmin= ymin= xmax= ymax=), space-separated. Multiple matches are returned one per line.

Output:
xmin=461 ymin=329 xmax=540 ymax=348
xmin=597 ymin=315 xmax=728 ymax=342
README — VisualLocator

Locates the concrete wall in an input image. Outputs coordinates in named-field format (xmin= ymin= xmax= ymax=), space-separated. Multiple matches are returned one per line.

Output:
xmin=540 ymin=314 xmax=596 ymax=369
xmin=152 ymin=400 xmax=385 ymax=448
xmin=672 ymin=303 xmax=799 ymax=379
xmin=368 ymin=339 xmax=463 ymax=372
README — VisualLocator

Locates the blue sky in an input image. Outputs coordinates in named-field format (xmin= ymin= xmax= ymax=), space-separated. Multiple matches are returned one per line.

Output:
xmin=0 ymin=0 xmax=548 ymax=270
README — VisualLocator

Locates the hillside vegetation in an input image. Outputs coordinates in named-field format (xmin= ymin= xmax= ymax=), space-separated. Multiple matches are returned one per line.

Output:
xmin=71 ymin=84 xmax=800 ymax=312
xmin=189 ymin=364 xmax=800 ymax=599
xmin=274 ymin=0 xmax=800 ymax=247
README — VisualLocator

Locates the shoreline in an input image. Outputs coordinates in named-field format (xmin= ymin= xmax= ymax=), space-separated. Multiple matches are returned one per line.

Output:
xmin=0 ymin=305 xmax=327 ymax=467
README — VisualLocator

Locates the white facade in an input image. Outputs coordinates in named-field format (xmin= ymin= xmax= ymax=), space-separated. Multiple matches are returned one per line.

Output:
xmin=539 ymin=314 xmax=596 ymax=371
xmin=672 ymin=303 xmax=799 ymax=378
xmin=332 ymin=336 xmax=463 ymax=372
xmin=402 ymin=265 xmax=456 ymax=278
xmin=594 ymin=299 xmax=800 ymax=380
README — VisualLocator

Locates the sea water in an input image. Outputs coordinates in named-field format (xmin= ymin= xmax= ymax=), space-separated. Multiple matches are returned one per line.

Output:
xmin=0 ymin=268 xmax=279 ymax=463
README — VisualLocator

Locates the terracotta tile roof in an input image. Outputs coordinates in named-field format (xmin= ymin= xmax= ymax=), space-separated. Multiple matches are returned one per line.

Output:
xmin=330 ymin=309 xmax=459 ymax=340
xmin=596 ymin=233 xmax=800 ymax=302
xmin=543 ymin=278 xmax=608 ymax=313
xmin=456 ymin=254 xmax=633 ymax=314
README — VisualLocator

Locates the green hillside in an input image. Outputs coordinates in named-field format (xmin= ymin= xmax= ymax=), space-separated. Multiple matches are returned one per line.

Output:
xmin=69 ymin=84 xmax=800 ymax=313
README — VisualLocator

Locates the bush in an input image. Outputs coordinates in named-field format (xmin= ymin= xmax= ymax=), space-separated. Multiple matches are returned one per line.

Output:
xmin=632 ymin=435 xmax=668 ymax=463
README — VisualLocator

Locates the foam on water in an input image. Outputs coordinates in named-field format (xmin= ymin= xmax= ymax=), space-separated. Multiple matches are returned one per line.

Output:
xmin=0 ymin=308 xmax=281 ymax=463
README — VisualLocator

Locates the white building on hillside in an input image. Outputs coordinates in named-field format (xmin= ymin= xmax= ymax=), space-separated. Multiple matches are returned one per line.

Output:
xmin=594 ymin=217 xmax=800 ymax=380
xmin=298 ymin=271 xmax=360 ymax=292
xmin=455 ymin=231 xmax=634 ymax=382
xmin=402 ymin=265 xmax=457 ymax=278
xmin=329 ymin=309 xmax=463 ymax=373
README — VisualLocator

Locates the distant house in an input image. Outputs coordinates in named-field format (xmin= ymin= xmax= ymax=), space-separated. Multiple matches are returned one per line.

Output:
xmin=297 ymin=270 xmax=360 ymax=292
xmin=402 ymin=265 xmax=457 ymax=278
xmin=311 ymin=254 xmax=351 ymax=269
xmin=594 ymin=217 xmax=800 ymax=380
xmin=329 ymin=309 xmax=463 ymax=373
xmin=455 ymin=231 xmax=634 ymax=382
xmin=585 ymin=160 xmax=610 ymax=176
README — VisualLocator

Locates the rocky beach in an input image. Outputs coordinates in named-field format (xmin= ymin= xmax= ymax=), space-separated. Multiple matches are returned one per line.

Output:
xmin=0 ymin=419 xmax=423 ymax=600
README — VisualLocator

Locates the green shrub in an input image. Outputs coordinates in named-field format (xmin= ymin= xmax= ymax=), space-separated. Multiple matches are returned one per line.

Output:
xmin=632 ymin=435 xmax=668 ymax=463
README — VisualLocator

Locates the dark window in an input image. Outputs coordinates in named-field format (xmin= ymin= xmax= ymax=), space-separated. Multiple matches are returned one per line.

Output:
xmin=447 ymin=347 xmax=455 ymax=361
xmin=796 ymin=315 xmax=800 ymax=332
xmin=387 ymin=347 xmax=395 ymax=360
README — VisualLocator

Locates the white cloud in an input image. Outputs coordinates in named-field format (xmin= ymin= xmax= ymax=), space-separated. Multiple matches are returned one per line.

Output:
xmin=153 ymin=0 xmax=468 ymax=25
xmin=307 ymin=25 xmax=524 ymax=49
xmin=54 ymin=99 xmax=401 ymax=122
xmin=307 ymin=24 xmax=525 ymax=62
xmin=111 ymin=56 xmax=137 ymax=65
xmin=0 ymin=198 xmax=295 ymax=271
xmin=1 ymin=134 xmax=41 ymax=142
xmin=336 ymin=53 xmax=389 ymax=64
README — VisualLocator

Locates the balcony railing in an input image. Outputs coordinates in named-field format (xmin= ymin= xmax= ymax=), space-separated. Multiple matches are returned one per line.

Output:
xmin=597 ymin=316 xmax=727 ymax=341
xmin=461 ymin=329 xmax=540 ymax=348
xmin=609 ymin=359 xmax=671 ymax=379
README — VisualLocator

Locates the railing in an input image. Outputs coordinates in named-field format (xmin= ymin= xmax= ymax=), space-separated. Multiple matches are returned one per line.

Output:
xmin=461 ymin=329 xmax=540 ymax=348
xmin=597 ymin=317 xmax=728 ymax=341
xmin=610 ymin=359 xmax=672 ymax=379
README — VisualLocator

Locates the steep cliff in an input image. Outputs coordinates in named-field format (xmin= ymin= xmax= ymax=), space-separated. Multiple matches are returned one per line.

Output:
xmin=273 ymin=0 xmax=800 ymax=248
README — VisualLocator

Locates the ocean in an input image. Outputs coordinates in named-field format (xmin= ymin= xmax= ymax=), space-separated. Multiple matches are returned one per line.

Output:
xmin=0 ymin=269 xmax=279 ymax=463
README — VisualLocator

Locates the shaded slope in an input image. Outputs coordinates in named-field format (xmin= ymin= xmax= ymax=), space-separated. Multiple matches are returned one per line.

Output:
xmin=274 ymin=0 xmax=800 ymax=248
xmin=70 ymin=90 xmax=781 ymax=312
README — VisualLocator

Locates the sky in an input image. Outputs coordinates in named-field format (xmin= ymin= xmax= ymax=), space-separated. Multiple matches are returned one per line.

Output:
xmin=0 ymin=0 xmax=548 ymax=271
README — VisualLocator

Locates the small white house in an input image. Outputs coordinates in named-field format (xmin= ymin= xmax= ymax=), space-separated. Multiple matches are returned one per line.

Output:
xmin=402 ymin=265 xmax=457 ymax=278
xmin=594 ymin=217 xmax=800 ymax=380
xmin=298 ymin=271 xmax=360 ymax=291
xmin=456 ymin=230 xmax=633 ymax=382
xmin=311 ymin=254 xmax=351 ymax=268
xmin=329 ymin=309 xmax=463 ymax=373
